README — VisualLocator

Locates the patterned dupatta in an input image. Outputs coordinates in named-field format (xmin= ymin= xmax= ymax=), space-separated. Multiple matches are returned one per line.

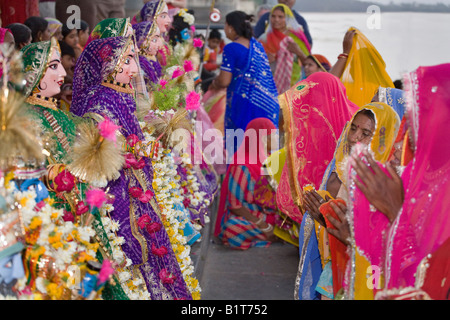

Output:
xmin=132 ymin=21 xmax=162 ymax=86
xmin=85 ymin=18 xmax=131 ymax=48
xmin=277 ymin=72 xmax=359 ymax=224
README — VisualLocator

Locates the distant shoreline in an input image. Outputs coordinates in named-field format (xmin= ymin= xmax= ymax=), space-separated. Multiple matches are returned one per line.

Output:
xmin=294 ymin=0 xmax=450 ymax=13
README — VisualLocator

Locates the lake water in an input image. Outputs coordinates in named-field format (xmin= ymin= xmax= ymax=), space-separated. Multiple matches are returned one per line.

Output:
xmin=299 ymin=12 xmax=450 ymax=80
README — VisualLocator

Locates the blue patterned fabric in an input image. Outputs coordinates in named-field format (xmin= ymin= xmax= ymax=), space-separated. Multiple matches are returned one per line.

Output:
xmin=221 ymin=38 xmax=280 ymax=155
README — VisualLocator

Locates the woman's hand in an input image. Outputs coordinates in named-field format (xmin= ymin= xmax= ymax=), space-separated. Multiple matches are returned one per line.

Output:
xmin=343 ymin=29 xmax=356 ymax=54
xmin=326 ymin=201 xmax=351 ymax=246
xmin=351 ymin=150 xmax=404 ymax=222
xmin=303 ymin=190 xmax=328 ymax=227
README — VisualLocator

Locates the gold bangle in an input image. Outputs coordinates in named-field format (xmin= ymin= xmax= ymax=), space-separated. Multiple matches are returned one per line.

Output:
xmin=260 ymin=224 xmax=273 ymax=233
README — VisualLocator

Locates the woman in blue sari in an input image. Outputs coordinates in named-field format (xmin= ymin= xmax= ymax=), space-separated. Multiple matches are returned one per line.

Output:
xmin=208 ymin=11 xmax=280 ymax=158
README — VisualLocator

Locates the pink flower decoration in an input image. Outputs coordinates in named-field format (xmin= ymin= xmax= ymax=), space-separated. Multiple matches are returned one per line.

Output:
xmin=190 ymin=25 xmax=196 ymax=33
xmin=151 ymin=243 xmax=168 ymax=257
xmin=137 ymin=214 xmax=152 ymax=229
xmin=75 ymin=201 xmax=89 ymax=216
xmin=86 ymin=188 xmax=107 ymax=209
xmin=185 ymin=91 xmax=201 ymax=111
xmin=126 ymin=134 xmax=140 ymax=148
xmin=129 ymin=186 xmax=144 ymax=198
xmin=146 ymin=222 xmax=162 ymax=234
xmin=62 ymin=210 xmax=74 ymax=222
xmin=159 ymin=268 xmax=176 ymax=284
xmin=193 ymin=38 xmax=203 ymax=48
xmin=159 ymin=79 xmax=168 ymax=90
xmin=134 ymin=158 xmax=146 ymax=169
xmin=97 ymin=259 xmax=114 ymax=286
xmin=54 ymin=170 xmax=75 ymax=193
xmin=183 ymin=60 xmax=194 ymax=73
xmin=97 ymin=117 xmax=120 ymax=142
xmin=171 ymin=67 xmax=184 ymax=79
xmin=138 ymin=190 xmax=154 ymax=203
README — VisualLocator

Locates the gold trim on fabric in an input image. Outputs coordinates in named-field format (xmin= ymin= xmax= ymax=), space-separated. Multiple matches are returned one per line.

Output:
xmin=26 ymin=95 xmax=59 ymax=111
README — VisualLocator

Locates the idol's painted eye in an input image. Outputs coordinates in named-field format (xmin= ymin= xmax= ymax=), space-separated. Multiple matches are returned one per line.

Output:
xmin=124 ymin=57 xmax=131 ymax=65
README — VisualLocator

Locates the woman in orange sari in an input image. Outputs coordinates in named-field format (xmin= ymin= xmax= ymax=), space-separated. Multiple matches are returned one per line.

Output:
xmin=258 ymin=3 xmax=311 ymax=94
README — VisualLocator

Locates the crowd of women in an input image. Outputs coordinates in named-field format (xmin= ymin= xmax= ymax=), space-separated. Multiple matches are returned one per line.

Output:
xmin=0 ymin=0 xmax=449 ymax=301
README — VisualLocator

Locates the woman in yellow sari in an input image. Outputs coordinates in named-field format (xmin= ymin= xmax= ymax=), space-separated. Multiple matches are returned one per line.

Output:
xmin=303 ymin=102 xmax=400 ymax=299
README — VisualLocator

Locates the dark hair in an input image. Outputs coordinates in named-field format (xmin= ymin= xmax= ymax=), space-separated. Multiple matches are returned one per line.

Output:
xmin=6 ymin=23 xmax=32 ymax=49
xmin=208 ymin=29 xmax=221 ymax=40
xmin=168 ymin=10 xmax=195 ymax=46
xmin=356 ymin=109 xmax=376 ymax=123
xmin=58 ymin=40 xmax=75 ymax=58
xmin=78 ymin=20 xmax=89 ymax=33
xmin=24 ymin=16 xmax=48 ymax=42
xmin=226 ymin=11 xmax=254 ymax=40
xmin=61 ymin=23 xmax=77 ymax=38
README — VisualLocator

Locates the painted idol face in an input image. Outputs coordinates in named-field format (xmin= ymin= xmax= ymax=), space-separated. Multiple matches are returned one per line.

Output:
xmin=38 ymin=48 xmax=66 ymax=97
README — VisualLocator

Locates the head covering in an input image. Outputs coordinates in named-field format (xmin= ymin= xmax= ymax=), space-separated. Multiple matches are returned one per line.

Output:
xmin=384 ymin=63 xmax=450 ymax=289
xmin=341 ymin=27 xmax=394 ymax=107
xmin=131 ymin=0 xmax=165 ymax=25
xmin=85 ymin=18 xmax=131 ymax=47
xmin=132 ymin=20 xmax=158 ymax=52
xmin=378 ymin=86 xmax=406 ymax=120
xmin=45 ymin=17 xmax=62 ymax=38
xmin=214 ymin=117 xmax=277 ymax=237
xmin=276 ymin=72 xmax=359 ymax=224
xmin=311 ymin=54 xmax=331 ymax=72
xmin=71 ymin=36 xmax=133 ymax=116
xmin=20 ymin=37 xmax=60 ymax=97
xmin=258 ymin=4 xmax=311 ymax=94
xmin=331 ymin=102 xmax=400 ymax=299
xmin=335 ymin=102 xmax=401 ymax=185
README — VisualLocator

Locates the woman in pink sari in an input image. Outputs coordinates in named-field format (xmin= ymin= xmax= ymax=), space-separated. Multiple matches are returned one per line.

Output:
xmin=348 ymin=63 xmax=450 ymax=298
xmin=277 ymin=71 xmax=359 ymax=225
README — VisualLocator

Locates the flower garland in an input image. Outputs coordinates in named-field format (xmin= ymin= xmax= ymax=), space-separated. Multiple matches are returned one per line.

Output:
xmin=140 ymin=118 xmax=202 ymax=299
xmin=10 ymin=183 xmax=99 ymax=300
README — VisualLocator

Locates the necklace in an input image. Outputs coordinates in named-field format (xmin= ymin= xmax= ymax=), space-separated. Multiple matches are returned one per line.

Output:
xmin=26 ymin=94 xmax=59 ymax=111
xmin=101 ymin=80 xmax=135 ymax=94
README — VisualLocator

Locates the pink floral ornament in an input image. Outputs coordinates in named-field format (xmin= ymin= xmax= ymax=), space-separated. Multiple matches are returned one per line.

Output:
xmin=86 ymin=188 xmax=107 ymax=209
xmin=171 ymin=67 xmax=184 ymax=79
xmin=137 ymin=214 xmax=152 ymax=229
xmin=159 ymin=268 xmax=177 ymax=284
xmin=146 ymin=221 xmax=162 ymax=234
xmin=76 ymin=200 xmax=89 ymax=216
xmin=62 ymin=210 xmax=75 ymax=222
xmin=185 ymin=91 xmax=201 ymax=111
xmin=183 ymin=60 xmax=194 ymax=73
xmin=54 ymin=170 xmax=75 ymax=193
xmin=159 ymin=79 xmax=168 ymax=90
xmin=151 ymin=243 xmax=168 ymax=257
xmin=193 ymin=38 xmax=203 ymax=48
xmin=97 ymin=117 xmax=120 ymax=142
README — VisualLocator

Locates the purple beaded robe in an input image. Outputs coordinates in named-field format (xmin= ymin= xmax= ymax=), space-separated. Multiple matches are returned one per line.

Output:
xmin=71 ymin=36 xmax=192 ymax=300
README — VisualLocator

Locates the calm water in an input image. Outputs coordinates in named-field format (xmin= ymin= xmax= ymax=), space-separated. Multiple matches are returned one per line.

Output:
xmin=300 ymin=12 xmax=450 ymax=80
